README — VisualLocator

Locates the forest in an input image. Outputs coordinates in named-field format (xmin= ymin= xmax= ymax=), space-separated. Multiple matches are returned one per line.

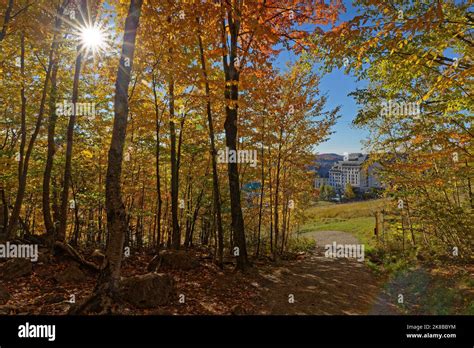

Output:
xmin=0 ymin=0 xmax=472 ymax=315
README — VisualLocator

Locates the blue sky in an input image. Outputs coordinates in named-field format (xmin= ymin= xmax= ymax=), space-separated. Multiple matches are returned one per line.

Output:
xmin=275 ymin=1 xmax=367 ymax=155
xmin=317 ymin=66 xmax=368 ymax=155
xmin=314 ymin=1 xmax=368 ymax=155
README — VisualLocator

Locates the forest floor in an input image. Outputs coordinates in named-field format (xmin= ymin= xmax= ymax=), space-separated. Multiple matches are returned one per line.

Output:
xmin=0 ymin=230 xmax=471 ymax=315
xmin=0 ymin=230 xmax=388 ymax=315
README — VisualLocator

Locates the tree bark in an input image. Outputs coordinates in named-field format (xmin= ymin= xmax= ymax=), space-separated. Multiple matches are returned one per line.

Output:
xmin=151 ymin=74 xmax=163 ymax=251
xmin=96 ymin=0 xmax=143 ymax=292
xmin=9 ymin=31 xmax=26 ymax=237
xmin=197 ymin=21 xmax=224 ymax=267
xmin=168 ymin=79 xmax=180 ymax=249
xmin=256 ymin=117 xmax=265 ymax=257
xmin=71 ymin=177 xmax=80 ymax=246
xmin=268 ymin=146 xmax=274 ymax=253
xmin=220 ymin=1 xmax=249 ymax=270
xmin=273 ymin=129 xmax=283 ymax=257
xmin=42 ymin=61 xmax=59 ymax=239
xmin=57 ymin=48 xmax=83 ymax=241
xmin=42 ymin=0 xmax=67 ymax=242
xmin=0 ymin=187 xmax=8 ymax=236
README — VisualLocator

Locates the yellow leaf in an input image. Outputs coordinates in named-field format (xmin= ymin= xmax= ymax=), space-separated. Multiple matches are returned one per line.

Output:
xmin=82 ymin=150 xmax=93 ymax=159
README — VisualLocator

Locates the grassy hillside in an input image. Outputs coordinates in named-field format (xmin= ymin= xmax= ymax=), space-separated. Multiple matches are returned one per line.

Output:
xmin=298 ymin=199 xmax=474 ymax=315
xmin=299 ymin=199 xmax=388 ymax=246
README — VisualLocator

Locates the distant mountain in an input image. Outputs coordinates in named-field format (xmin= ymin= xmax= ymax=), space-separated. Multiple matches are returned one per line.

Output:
xmin=317 ymin=153 xmax=343 ymax=161
xmin=314 ymin=153 xmax=343 ymax=178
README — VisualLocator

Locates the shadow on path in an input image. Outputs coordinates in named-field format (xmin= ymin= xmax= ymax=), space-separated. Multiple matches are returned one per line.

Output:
xmin=255 ymin=230 xmax=399 ymax=315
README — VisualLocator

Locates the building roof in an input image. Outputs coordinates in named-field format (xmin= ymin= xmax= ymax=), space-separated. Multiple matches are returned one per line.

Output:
xmin=329 ymin=153 xmax=368 ymax=171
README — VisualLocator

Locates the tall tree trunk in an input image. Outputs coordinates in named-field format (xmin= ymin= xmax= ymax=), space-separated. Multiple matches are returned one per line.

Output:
xmin=71 ymin=178 xmax=80 ymax=246
xmin=466 ymin=159 xmax=473 ymax=208
xmin=42 ymin=61 xmax=59 ymax=239
xmin=42 ymin=1 xmax=66 ymax=242
xmin=137 ymin=179 xmax=145 ymax=249
xmin=268 ymin=146 xmax=274 ymax=253
xmin=220 ymin=1 xmax=249 ymax=270
xmin=169 ymin=79 xmax=180 ymax=249
xmin=96 ymin=0 xmax=143 ymax=292
xmin=57 ymin=50 xmax=83 ymax=241
xmin=9 ymin=31 xmax=26 ymax=237
xmin=189 ymin=187 xmax=204 ymax=248
xmin=97 ymin=152 xmax=104 ymax=245
xmin=273 ymin=130 xmax=283 ymax=257
xmin=0 ymin=187 xmax=8 ymax=236
xmin=151 ymin=74 xmax=163 ymax=251
xmin=183 ymin=176 xmax=192 ymax=247
xmin=256 ymin=123 xmax=265 ymax=258
xmin=284 ymin=201 xmax=292 ymax=252
xmin=18 ymin=32 xmax=26 ymax=182
xmin=281 ymin=196 xmax=288 ymax=254
xmin=197 ymin=22 xmax=224 ymax=267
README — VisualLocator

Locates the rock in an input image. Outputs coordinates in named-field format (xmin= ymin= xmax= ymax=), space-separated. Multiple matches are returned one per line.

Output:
xmin=91 ymin=249 xmax=105 ymax=265
xmin=54 ymin=263 xmax=87 ymax=284
xmin=231 ymin=304 xmax=249 ymax=315
xmin=37 ymin=248 xmax=53 ymax=264
xmin=148 ymin=250 xmax=199 ymax=271
xmin=147 ymin=255 xmax=160 ymax=272
xmin=0 ymin=304 xmax=15 ymax=314
xmin=118 ymin=273 xmax=174 ymax=309
xmin=250 ymin=282 xmax=261 ymax=288
xmin=37 ymin=293 xmax=64 ymax=305
xmin=0 ymin=258 xmax=32 ymax=280
xmin=0 ymin=284 xmax=11 ymax=305
xmin=160 ymin=250 xmax=199 ymax=270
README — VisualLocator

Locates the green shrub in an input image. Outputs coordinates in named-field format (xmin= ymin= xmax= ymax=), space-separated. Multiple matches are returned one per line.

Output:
xmin=287 ymin=236 xmax=316 ymax=253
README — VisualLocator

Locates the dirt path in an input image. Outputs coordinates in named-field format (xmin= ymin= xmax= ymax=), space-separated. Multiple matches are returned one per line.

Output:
xmin=254 ymin=230 xmax=398 ymax=315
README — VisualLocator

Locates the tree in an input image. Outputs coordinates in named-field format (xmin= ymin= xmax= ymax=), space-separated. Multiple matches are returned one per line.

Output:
xmin=57 ymin=0 xmax=90 ymax=243
xmin=73 ymin=0 xmax=144 ymax=313
xmin=42 ymin=0 xmax=69 ymax=241
xmin=102 ymin=0 xmax=143 ymax=288
xmin=344 ymin=183 xmax=355 ymax=201
xmin=320 ymin=184 xmax=336 ymax=201
xmin=218 ymin=0 xmax=342 ymax=270
xmin=316 ymin=0 xmax=473 ymax=257
xmin=5 ymin=2 xmax=63 ymax=239
xmin=196 ymin=16 xmax=224 ymax=266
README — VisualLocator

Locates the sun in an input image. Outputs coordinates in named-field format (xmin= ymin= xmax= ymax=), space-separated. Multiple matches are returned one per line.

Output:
xmin=77 ymin=23 xmax=109 ymax=57
xmin=80 ymin=25 xmax=104 ymax=49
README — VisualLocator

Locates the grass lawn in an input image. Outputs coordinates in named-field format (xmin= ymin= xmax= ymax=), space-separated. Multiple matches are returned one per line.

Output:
xmin=304 ymin=199 xmax=388 ymax=220
xmin=300 ymin=216 xmax=375 ymax=245
xmin=299 ymin=199 xmax=389 ymax=247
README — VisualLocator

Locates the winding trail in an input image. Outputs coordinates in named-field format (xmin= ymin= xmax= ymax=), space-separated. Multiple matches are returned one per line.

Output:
xmin=255 ymin=230 xmax=399 ymax=315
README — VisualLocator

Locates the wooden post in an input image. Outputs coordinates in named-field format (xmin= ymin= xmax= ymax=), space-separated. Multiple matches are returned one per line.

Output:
xmin=374 ymin=211 xmax=379 ymax=242
xmin=381 ymin=209 xmax=385 ymax=246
